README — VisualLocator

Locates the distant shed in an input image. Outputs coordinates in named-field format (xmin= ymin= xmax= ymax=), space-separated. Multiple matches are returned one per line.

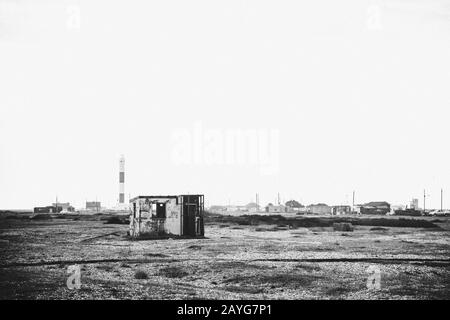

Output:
xmin=265 ymin=203 xmax=287 ymax=213
xmin=308 ymin=203 xmax=332 ymax=215
xmin=360 ymin=201 xmax=391 ymax=215
xmin=332 ymin=205 xmax=351 ymax=215
xmin=33 ymin=206 xmax=62 ymax=214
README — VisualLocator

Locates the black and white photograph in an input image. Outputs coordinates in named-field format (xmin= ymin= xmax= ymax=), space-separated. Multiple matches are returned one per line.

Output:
xmin=0 ymin=0 xmax=449 ymax=306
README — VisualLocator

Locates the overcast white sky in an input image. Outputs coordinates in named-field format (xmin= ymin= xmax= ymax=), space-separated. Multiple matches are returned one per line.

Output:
xmin=1 ymin=0 xmax=449 ymax=210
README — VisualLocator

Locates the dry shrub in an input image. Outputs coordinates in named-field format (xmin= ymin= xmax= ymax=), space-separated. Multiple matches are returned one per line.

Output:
xmin=159 ymin=266 xmax=188 ymax=278
xmin=333 ymin=223 xmax=354 ymax=232
xmin=134 ymin=270 xmax=148 ymax=279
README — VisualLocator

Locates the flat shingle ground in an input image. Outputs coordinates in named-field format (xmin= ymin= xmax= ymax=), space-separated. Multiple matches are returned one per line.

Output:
xmin=0 ymin=213 xmax=449 ymax=299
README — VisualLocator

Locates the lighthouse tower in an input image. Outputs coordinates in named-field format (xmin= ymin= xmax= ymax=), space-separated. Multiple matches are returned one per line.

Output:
xmin=119 ymin=155 xmax=125 ymax=205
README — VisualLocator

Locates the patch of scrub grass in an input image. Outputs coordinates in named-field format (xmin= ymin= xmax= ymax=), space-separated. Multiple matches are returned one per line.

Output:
xmin=207 ymin=214 xmax=440 ymax=229
xmin=255 ymin=227 xmax=278 ymax=232
xmin=104 ymin=216 xmax=129 ymax=225
xmin=323 ymin=285 xmax=354 ymax=297
xmin=211 ymin=261 xmax=266 ymax=271
xmin=134 ymin=270 xmax=148 ymax=279
xmin=370 ymin=227 xmax=388 ymax=231
xmin=223 ymin=273 xmax=320 ymax=289
xmin=143 ymin=253 xmax=168 ymax=258
xmin=224 ymin=285 xmax=264 ymax=294
xmin=294 ymin=263 xmax=322 ymax=272
xmin=96 ymin=264 xmax=114 ymax=272
xmin=159 ymin=266 xmax=189 ymax=278
xmin=383 ymin=272 xmax=450 ymax=299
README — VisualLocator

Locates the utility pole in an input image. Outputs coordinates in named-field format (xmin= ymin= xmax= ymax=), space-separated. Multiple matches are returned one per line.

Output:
xmin=441 ymin=188 xmax=443 ymax=211
xmin=352 ymin=191 xmax=355 ymax=212
xmin=423 ymin=189 xmax=426 ymax=213
xmin=256 ymin=193 xmax=259 ymax=210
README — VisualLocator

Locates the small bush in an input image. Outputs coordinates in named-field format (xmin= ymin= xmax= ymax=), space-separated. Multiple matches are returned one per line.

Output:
xmin=5 ymin=215 xmax=23 ymax=220
xmin=370 ymin=227 xmax=388 ymax=231
xmin=104 ymin=216 xmax=129 ymax=225
xmin=255 ymin=227 xmax=278 ymax=232
xmin=159 ymin=266 xmax=188 ymax=278
xmin=225 ymin=285 xmax=264 ymax=294
xmin=96 ymin=264 xmax=114 ymax=272
xmin=30 ymin=214 xmax=52 ymax=220
xmin=294 ymin=263 xmax=322 ymax=272
xmin=134 ymin=270 xmax=148 ymax=279
xmin=324 ymin=285 xmax=353 ymax=296
xmin=333 ymin=223 xmax=354 ymax=232
xmin=143 ymin=253 xmax=168 ymax=257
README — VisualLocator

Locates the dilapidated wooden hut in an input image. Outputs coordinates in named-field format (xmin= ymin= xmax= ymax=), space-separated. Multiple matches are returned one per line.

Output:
xmin=129 ymin=195 xmax=204 ymax=238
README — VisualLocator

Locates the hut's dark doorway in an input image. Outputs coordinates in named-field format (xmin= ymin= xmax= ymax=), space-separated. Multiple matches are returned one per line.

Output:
xmin=183 ymin=204 xmax=196 ymax=236
xmin=156 ymin=203 xmax=166 ymax=218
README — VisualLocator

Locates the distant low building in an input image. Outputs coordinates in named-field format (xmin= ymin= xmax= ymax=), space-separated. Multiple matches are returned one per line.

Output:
xmin=225 ymin=205 xmax=239 ymax=212
xmin=34 ymin=201 xmax=74 ymax=214
xmin=359 ymin=201 xmax=391 ymax=215
xmin=307 ymin=203 xmax=332 ymax=215
xmin=33 ymin=206 xmax=62 ymax=214
xmin=265 ymin=203 xmax=287 ymax=213
xmin=394 ymin=207 xmax=422 ymax=216
xmin=391 ymin=204 xmax=406 ymax=212
xmin=331 ymin=205 xmax=351 ymax=215
xmin=295 ymin=207 xmax=310 ymax=214
xmin=285 ymin=206 xmax=297 ymax=213
xmin=52 ymin=202 xmax=75 ymax=212
xmin=285 ymin=200 xmax=304 ymax=213
xmin=86 ymin=201 xmax=101 ymax=211
xmin=208 ymin=205 xmax=253 ymax=213
xmin=245 ymin=202 xmax=259 ymax=213
xmin=209 ymin=205 xmax=227 ymax=213
xmin=410 ymin=198 xmax=419 ymax=210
